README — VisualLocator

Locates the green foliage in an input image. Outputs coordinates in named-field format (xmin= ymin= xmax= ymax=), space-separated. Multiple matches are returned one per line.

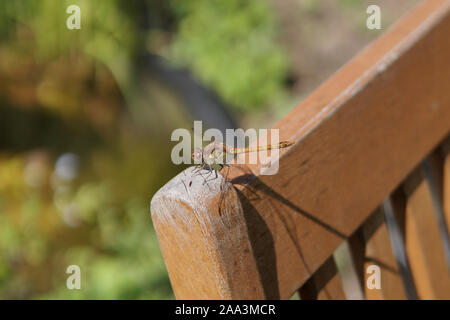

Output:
xmin=42 ymin=197 xmax=173 ymax=300
xmin=1 ymin=0 xmax=288 ymax=112
xmin=0 ymin=0 xmax=138 ymax=92
xmin=169 ymin=0 xmax=288 ymax=111
xmin=339 ymin=0 xmax=361 ymax=8
xmin=299 ymin=0 xmax=320 ymax=14
xmin=1 ymin=0 xmax=137 ymax=57
xmin=0 ymin=143 xmax=175 ymax=299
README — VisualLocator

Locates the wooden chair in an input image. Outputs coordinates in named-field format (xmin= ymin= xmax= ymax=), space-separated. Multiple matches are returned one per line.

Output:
xmin=150 ymin=0 xmax=450 ymax=299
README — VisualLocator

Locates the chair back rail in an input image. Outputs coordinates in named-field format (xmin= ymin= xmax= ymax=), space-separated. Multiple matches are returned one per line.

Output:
xmin=150 ymin=0 xmax=450 ymax=299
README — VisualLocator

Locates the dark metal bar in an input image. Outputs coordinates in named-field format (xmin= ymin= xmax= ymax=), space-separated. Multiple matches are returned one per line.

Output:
xmin=382 ymin=196 xmax=418 ymax=300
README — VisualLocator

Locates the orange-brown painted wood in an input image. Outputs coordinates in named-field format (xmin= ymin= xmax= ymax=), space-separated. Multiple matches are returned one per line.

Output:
xmin=298 ymin=256 xmax=346 ymax=300
xmin=151 ymin=167 xmax=267 ymax=299
xmin=402 ymin=168 xmax=450 ymax=299
xmin=348 ymin=210 xmax=407 ymax=300
xmin=442 ymin=137 xmax=450 ymax=233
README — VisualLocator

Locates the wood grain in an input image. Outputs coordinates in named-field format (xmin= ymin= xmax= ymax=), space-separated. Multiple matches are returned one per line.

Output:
xmin=423 ymin=151 xmax=450 ymax=268
xmin=151 ymin=0 xmax=450 ymax=299
xmin=402 ymin=168 xmax=450 ymax=299
xmin=298 ymin=256 xmax=345 ymax=300
xmin=348 ymin=209 xmax=407 ymax=300
xmin=442 ymin=137 xmax=450 ymax=234
xmin=151 ymin=167 xmax=268 ymax=299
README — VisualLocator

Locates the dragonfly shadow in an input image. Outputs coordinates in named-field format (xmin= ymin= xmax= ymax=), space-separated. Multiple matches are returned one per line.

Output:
xmin=232 ymin=173 xmax=347 ymax=240
xmin=234 ymin=188 xmax=280 ymax=299
xmin=232 ymin=172 xmax=347 ymax=298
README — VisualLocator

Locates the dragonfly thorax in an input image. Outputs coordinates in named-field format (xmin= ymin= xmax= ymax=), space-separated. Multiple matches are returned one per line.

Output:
xmin=192 ymin=143 xmax=228 ymax=166
xmin=192 ymin=147 xmax=203 ymax=162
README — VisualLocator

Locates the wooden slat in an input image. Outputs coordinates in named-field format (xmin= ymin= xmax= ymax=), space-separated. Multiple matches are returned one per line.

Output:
xmin=151 ymin=167 xmax=268 ymax=299
xmin=298 ymin=257 xmax=346 ymax=300
xmin=151 ymin=0 xmax=450 ymax=299
xmin=442 ymin=137 xmax=450 ymax=234
xmin=423 ymin=153 xmax=450 ymax=267
xmin=348 ymin=209 xmax=407 ymax=300
xmin=402 ymin=168 xmax=450 ymax=299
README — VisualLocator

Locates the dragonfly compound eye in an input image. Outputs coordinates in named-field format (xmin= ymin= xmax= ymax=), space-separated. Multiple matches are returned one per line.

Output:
xmin=192 ymin=148 xmax=202 ymax=161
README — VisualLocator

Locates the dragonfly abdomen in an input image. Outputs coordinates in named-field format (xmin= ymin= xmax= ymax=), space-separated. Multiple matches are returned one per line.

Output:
xmin=228 ymin=140 xmax=293 ymax=154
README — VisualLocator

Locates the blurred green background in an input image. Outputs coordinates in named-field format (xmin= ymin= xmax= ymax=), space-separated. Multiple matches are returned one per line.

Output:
xmin=0 ymin=0 xmax=418 ymax=299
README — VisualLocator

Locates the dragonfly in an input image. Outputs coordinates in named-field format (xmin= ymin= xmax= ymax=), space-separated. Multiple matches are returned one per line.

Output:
xmin=190 ymin=138 xmax=294 ymax=185
xmin=181 ymin=138 xmax=294 ymax=215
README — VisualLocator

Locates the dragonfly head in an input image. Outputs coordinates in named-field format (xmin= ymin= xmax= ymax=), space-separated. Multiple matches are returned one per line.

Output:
xmin=192 ymin=147 xmax=203 ymax=163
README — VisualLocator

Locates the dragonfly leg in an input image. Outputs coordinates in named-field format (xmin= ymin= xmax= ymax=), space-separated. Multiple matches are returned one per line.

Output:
xmin=192 ymin=164 xmax=204 ymax=175
xmin=222 ymin=164 xmax=230 ymax=181
xmin=192 ymin=164 xmax=209 ymax=180
xmin=189 ymin=165 xmax=210 ymax=189
xmin=217 ymin=165 xmax=232 ymax=216
xmin=202 ymin=165 xmax=215 ymax=185
xmin=221 ymin=165 xmax=231 ymax=194
xmin=191 ymin=164 xmax=211 ymax=187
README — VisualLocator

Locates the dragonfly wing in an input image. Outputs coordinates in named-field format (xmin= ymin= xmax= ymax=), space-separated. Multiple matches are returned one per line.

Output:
xmin=210 ymin=163 xmax=223 ymax=172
